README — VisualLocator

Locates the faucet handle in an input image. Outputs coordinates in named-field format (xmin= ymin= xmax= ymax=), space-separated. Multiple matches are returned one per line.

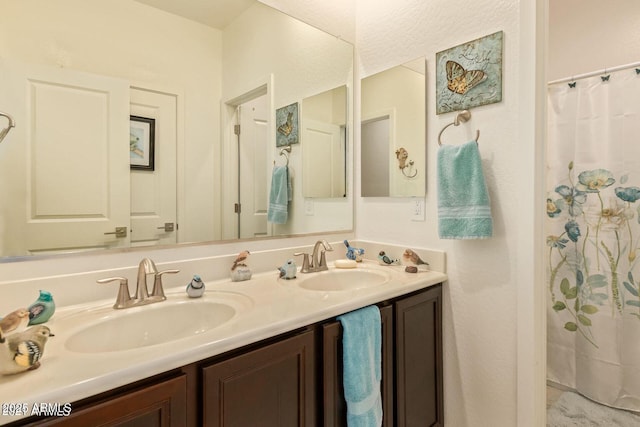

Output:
xmin=319 ymin=251 xmax=329 ymax=270
xmin=318 ymin=240 xmax=333 ymax=270
xmin=293 ymin=252 xmax=311 ymax=273
xmin=97 ymin=277 xmax=132 ymax=309
xmin=151 ymin=269 xmax=180 ymax=300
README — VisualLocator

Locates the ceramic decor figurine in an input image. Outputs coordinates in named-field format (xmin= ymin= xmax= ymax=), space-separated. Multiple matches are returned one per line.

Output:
xmin=402 ymin=248 xmax=429 ymax=273
xmin=28 ymin=291 xmax=55 ymax=325
xmin=278 ymin=259 xmax=297 ymax=280
xmin=186 ymin=275 xmax=205 ymax=298
xmin=231 ymin=250 xmax=252 ymax=282
xmin=343 ymin=240 xmax=364 ymax=262
xmin=377 ymin=251 xmax=399 ymax=266
xmin=0 ymin=325 xmax=54 ymax=375
xmin=0 ymin=309 xmax=30 ymax=335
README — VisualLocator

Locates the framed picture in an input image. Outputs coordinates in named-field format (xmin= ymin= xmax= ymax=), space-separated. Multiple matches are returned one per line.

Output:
xmin=130 ymin=115 xmax=155 ymax=170
xmin=276 ymin=102 xmax=299 ymax=147
xmin=435 ymin=31 xmax=504 ymax=114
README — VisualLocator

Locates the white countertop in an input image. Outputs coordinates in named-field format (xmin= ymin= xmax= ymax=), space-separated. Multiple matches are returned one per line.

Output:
xmin=0 ymin=260 xmax=446 ymax=424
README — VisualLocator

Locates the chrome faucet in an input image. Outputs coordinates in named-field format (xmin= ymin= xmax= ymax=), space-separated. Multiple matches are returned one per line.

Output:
xmin=295 ymin=240 xmax=333 ymax=273
xmin=97 ymin=258 xmax=179 ymax=309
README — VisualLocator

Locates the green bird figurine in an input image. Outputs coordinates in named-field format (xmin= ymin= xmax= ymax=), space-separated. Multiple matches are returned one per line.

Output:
xmin=28 ymin=290 xmax=55 ymax=325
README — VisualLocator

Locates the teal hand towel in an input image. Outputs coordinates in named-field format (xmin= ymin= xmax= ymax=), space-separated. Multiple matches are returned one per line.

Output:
xmin=267 ymin=166 xmax=290 ymax=224
xmin=437 ymin=141 xmax=493 ymax=239
xmin=337 ymin=306 xmax=383 ymax=427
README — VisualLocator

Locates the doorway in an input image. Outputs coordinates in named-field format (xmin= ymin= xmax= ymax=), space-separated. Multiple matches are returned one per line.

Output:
xmin=237 ymin=94 xmax=269 ymax=239
xmin=221 ymin=84 xmax=271 ymax=240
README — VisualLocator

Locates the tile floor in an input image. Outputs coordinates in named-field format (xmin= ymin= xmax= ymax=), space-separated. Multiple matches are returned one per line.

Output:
xmin=547 ymin=383 xmax=640 ymax=422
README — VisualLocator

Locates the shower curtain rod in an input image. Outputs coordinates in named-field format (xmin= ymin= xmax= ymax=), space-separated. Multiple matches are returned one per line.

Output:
xmin=548 ymin=60 xmax=640 ymax=85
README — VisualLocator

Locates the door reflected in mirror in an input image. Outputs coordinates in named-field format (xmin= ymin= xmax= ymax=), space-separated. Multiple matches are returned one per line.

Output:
xmin=0 ymin=0 xmax=353 ymax=259
xmin=361 ymin=58 xmax=426 ymax=197
xmin=302 ymin=85 xmax=347 ymax=198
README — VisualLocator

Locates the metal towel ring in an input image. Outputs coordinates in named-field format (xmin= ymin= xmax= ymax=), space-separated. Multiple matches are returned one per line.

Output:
xmin=437 ymin=110 xmax=480 ymax=146
xmin=274 ymin=145 xmax=291 ymax=166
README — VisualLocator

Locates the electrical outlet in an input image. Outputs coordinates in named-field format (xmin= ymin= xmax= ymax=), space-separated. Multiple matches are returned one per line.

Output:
xmin=304 ymin=199 xmax=314 ymax=216
xmin=411 ymin=199 xmax=425 ymax=221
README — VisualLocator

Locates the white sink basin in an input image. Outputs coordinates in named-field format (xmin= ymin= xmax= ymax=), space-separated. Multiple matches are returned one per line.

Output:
xmin=295 ymin=268 xmax=391 ymax=291
xmin=63 ymin=293 xmax=252 ymax=353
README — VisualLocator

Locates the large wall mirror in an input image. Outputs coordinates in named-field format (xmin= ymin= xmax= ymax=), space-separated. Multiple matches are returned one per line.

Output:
xmin=0 ymin=0 xmax=353 ymax=259
xmin=361 ymin=57 xmax=425 ymax=197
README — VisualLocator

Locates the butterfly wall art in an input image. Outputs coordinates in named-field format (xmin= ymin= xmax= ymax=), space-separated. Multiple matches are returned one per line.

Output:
xmin=276 ymin=102 xmax=299 ymax=146
xmin=436 ymin=31 xmax=503 ymax=114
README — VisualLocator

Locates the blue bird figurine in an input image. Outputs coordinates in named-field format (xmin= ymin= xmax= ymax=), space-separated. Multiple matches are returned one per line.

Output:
xmin=278 ymin=259 xmax=297 ymax=280
xmin=377 ymin=251 xmax=399 ymax=266
xmin=27 ymin=291 xmax=55 ymax=325
xmin=343 ymin=240 xmax=364 ymax=262
xmin=186 ymin=275 xmax=206 ymax=298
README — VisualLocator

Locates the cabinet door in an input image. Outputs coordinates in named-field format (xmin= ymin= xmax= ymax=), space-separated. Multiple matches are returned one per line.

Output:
xmin=202 ymin=329 xmax=315 ymax=427
xmin=322 ymin=304 xmax=393 ymax=427
xmin=395 ymin=286 xmax=443 ymax=427
xmin=26 ymin=375 xmax=187 ymax=426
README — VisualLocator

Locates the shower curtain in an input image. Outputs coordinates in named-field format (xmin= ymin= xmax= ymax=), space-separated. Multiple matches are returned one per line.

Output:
xmin=546 ymin=65 xmax=640 ymax=412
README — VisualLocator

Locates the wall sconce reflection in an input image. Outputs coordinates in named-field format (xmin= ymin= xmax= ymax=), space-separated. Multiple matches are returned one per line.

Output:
xmin=395 ymin=147 xmax=417 ymax=178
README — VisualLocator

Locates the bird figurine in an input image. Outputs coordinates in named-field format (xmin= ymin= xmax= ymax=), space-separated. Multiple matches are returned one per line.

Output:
xmin=0 ymin=325 xmax=54 ymax=375
xmin=402 ymin=249 xmax=429 ymax=273
xmin=278 ymin=259 xmax=297 ymax=280
xmin=231 ymin=250 xmax=252 ymax=282
xmin=28 ymin=290 xmax=55 ymax=325
xmin=377 ymin=251 xmax=399 ymax=266
xmin=343 ymin=240 xmax=365 ymax=262
xmin=0 ymin=309 xmax=30 ymax=335
xmin=186 ymin=275 xmax=205 ymax=298
xmin=231 ymin=250 xmax=250 ymax=271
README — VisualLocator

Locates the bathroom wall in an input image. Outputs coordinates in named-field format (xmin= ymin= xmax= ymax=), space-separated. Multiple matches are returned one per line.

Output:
xmin=547 ymin=0 xmax=640 ymax=81
xmin=355 ymin=1 xmax=540 ymax=426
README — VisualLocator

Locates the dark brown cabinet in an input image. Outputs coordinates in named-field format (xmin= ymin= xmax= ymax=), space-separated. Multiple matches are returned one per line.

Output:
xmin=322 ymin=285 xmax=443 ymax=427
xmin=20 ymin=374 xmax=187 ymax=427
xmin=201 ymin=328 xmax=316 ymax=427
xmin=11 ymin=285 xmax=442 ymax=427
xmin=395 ymin=285 xmax=443 ymax=427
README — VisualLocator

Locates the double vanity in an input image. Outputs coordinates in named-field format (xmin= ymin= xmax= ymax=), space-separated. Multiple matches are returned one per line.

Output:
xmin=0 ymin=242 xmax=446 ymax=426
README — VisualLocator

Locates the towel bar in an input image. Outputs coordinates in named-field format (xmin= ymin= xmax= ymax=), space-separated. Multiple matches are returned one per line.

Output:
xmin=437 ymin=110 xmax=480 ymax=146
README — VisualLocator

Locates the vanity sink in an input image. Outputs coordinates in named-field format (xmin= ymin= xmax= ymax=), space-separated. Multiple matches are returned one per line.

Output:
xmin=64 ymin=293 xmax=252 ymax=353
xmin=295 ymin=268 xmax=391 ymax=291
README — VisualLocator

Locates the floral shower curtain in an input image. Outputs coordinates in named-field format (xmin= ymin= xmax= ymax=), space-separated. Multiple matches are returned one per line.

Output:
xmin=546 ymin=66 xmax=640 ymax=411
